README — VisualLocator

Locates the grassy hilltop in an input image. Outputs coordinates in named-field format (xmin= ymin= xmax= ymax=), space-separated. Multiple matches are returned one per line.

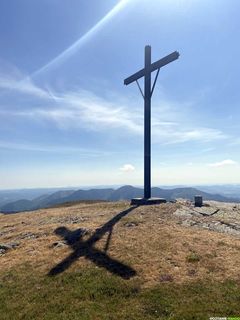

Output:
xmin=1 ymin=201 xmax=240 ymax=319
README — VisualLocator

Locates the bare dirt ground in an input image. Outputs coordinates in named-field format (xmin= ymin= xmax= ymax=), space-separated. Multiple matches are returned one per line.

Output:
xmin=1 ymin=200 xmax=240 ymax=288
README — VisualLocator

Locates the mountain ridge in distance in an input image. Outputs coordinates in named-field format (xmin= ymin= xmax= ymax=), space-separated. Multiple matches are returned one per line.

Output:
xmin=1 ymin=185 xmax=239 ymax=214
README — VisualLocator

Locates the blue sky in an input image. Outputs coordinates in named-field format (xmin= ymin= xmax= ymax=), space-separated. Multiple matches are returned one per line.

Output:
xmin=1 ymin=0 xmax=240 ymax=189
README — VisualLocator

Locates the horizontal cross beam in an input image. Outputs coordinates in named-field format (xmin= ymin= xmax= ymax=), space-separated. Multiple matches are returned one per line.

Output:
xmin=124 ymin=51 xmax=179 ymax=86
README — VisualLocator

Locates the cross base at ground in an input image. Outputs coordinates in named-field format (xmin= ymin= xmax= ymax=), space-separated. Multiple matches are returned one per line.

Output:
xmin=130 ymin=197 xmax=167 ymax=206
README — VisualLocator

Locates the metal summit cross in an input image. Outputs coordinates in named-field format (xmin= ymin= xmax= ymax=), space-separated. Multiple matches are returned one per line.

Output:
xmin=124 ymin=45 xmax=179 ymax=205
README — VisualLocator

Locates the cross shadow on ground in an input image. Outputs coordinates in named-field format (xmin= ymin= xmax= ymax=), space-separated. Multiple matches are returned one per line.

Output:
xmin=48 ymin=206 xmax=138 ymax=279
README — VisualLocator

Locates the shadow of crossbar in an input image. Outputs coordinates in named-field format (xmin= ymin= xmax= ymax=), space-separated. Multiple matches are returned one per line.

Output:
xmin=48 ymin=206 xmax=138 ymax=279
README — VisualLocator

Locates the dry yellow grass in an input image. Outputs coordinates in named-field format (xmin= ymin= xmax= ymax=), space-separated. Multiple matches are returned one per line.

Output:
xmin=1 ymin=201 xmax=240 ymax=288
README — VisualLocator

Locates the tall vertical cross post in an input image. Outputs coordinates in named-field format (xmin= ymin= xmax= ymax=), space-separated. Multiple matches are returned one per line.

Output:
xmin=124 ymin=46 xmax=179 ymax=205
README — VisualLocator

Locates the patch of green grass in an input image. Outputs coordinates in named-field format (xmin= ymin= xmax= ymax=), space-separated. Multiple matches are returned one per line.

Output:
xmin=142 ymin=280 xmax=240 ymax=319
xmin=186 ymin=252 xmax=201 ymax=263
xmin=1 ymin=266 xmax=240 ymax=319
xmin=0 ymin=266 xmax=140 ymax=320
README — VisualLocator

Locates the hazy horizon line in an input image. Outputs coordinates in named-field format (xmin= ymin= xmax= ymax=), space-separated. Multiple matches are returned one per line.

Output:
xmin=1 ymin=183 xmax=240 ymax=192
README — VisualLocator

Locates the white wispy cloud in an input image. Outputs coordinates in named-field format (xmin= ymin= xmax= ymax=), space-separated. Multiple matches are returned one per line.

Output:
xmin=6 ymin=89 xmax=227 ymax=144
xmin=0 ymin=70 xmax=228 ymax=145
xmin=153 ymin=126 xmax=225 ymax=144
xmin=208 ymin=159 xmax=238 ymax=167
xmin=119 ymin=164 xmax=135 ymax=172
xmin=0 ymin=74 xmax=51 ymax=99
xmin=0 ymin=140 xmax=113 ymax=157
xmin=38 ymin=90 xmax=143 ymax=133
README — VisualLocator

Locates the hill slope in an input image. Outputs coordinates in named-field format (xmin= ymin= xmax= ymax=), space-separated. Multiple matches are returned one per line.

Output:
xmin=1 ymin=200 xmax=240 ymax=319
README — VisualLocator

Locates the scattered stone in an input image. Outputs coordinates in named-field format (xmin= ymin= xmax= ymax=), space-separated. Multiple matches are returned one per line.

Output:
xmin=201 ymin=222 xmax=210 ymax=230
xmin=19 ymin=232 xmax=39 ymax=240
xmin=124 ymin=222 xmax=138 ymax=228
xmin=8 ymin=242 xmax=20 ymax=248
xmin=174 ymin=208 xmax=192 ymax=218
xmin=0 ymin=242 xmax=20 ymax=255
xmin=40 ymin=215 xmax=89 ymax=225
xmin=0 ymin=242 xmax=20 ymax=250
xmin=0 ymin=244 xmax=9 ymax=250
xmin=181 ymin=219 xmax=197 ymax=227
xmin=69 ymin=217 xmax=85 ymax=224
xmin=160 ymin=274 xmax=173 ymax=282
xmin=196 ymin=208 xmax=220 ymax=217
xmin=0 ymin=249 xmax=6 ymax=256
xmin=50 ymin=241 xmax=67 ymax=249
xmin=174 ymin=202 xmax=240 ymax=238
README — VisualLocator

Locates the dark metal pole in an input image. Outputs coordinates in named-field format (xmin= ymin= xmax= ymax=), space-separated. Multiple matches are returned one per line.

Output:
xmin=144 ymin=45 xmax=151 ymax=199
